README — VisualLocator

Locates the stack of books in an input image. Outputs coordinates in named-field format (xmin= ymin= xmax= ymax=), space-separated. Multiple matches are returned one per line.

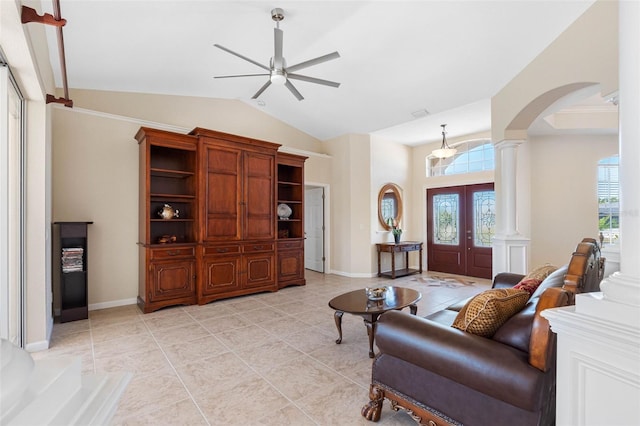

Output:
xmin=61 ymin=247 xmax=84 ymax=273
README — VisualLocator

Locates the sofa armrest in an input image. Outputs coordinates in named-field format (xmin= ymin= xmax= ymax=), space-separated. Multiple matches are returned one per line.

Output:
xmin=375 ymin=311 xmax=542 ymax=408
xmin=529 ymin=287 xmax=570 ymax=371
xmin=492 ymin=272 xmax=525 ymax=289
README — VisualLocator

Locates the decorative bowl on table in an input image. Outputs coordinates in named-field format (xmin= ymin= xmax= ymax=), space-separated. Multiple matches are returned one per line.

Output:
xmin=365 ymin=287 xmax=387 ymax=300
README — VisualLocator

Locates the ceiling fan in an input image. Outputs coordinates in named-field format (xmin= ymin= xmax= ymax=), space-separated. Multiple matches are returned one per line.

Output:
xmin=213 ymin=8 xmax=341 ymax=101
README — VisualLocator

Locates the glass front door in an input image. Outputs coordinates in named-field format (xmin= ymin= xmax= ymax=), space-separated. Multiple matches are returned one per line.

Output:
xmin=427 ymin=183 xmax=494 ymax=279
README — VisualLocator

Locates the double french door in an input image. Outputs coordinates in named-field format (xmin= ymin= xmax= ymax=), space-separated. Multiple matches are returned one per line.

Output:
xmin=426 ymin=183 xmax=495 ymax=279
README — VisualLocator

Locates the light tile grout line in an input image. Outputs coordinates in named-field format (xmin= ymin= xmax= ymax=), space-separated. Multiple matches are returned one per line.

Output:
xmin=184 ymin=307 xmax=321 ymax=426
xmin=88 ymin=319 xmax=97 ymax=374
xmin=137 ymin=306 xmax=213 ymax=426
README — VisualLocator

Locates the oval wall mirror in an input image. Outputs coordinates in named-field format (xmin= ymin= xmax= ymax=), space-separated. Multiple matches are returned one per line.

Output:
xmin=378 ymin=183 xmax=403 ymax=230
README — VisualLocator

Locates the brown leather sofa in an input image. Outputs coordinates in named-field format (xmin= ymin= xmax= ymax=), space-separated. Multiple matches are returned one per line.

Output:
xmin=362 ymin=239 xmax=603 ymax=426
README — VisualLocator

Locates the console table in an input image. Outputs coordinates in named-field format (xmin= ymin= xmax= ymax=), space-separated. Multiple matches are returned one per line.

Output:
xmin=376 ymin=241 xmax=423 ymax=279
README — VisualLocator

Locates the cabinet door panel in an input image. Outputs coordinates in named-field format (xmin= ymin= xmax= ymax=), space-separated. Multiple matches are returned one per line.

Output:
xmin=207 ymin=173 xmax=238 ymax=214
xmin=244 ymin=152 xmax=275 ymax=240
xmin=278 ymin=250 xmax=303 ymax=281
xmin=206 ymin=217 xmax=240 ymax=239
xmin=202 ymin=255 xmax=241 ymax=295
xmin=149 ymin=260 xmax=195 ymax=302
xmin=243 ymin=253 xmax=275 ymax=289
xmin=205 ymin=145 xmax=242 ymax=241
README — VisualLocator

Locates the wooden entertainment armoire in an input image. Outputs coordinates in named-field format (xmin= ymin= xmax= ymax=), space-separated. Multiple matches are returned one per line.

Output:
xmin=136 ymin=126 xmax=306 ymax=313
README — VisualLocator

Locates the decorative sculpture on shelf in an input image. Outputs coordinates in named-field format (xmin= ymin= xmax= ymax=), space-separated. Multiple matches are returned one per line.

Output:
xmin=157 ymin=235 xmax=177 ymax=244
xmin=157 ymin=204 xmax=179 ymax=220
xmin=277 ymin=203 xmax=292 ymax=220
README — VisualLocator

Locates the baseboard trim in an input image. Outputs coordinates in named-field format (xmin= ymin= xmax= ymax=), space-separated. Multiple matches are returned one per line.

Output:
xmin=26 ymin=315 xmax=55 ymax=352
xmin=26 ymin=338 xmax=50 ymax=352
xmin=89 ymin=298 xmax=137 ymax=311
xmin=329 ymin=269 xmax=376 ymax=278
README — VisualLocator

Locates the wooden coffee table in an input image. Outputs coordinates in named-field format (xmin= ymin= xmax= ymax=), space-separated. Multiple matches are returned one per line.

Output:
xmin=328 ymin=286 xmax=422 ymax=358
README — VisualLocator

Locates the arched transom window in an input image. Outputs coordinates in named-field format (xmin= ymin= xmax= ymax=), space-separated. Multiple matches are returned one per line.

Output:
xmin=426 ymin=139 xmax=494 ymax=177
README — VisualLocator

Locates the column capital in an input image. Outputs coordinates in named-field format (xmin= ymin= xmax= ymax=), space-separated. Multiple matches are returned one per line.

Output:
xmin=494 ymin=139 xmax=524 ymax=150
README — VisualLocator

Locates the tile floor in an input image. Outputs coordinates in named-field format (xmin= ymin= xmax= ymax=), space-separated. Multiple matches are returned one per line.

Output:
xmin=33 ymin=270 xmax=491 ymax=425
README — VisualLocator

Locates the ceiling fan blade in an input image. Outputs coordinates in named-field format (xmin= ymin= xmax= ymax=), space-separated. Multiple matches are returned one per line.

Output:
xmin=286 ymin=51 xmax=340 ymax=73
xmin=287 ymin=73 xmax=340 ymax=88
xmin=214 ymin=44 xmax=270 ymax=71
xmin=285 ymin=80 xmax=304 ymax=101
xmin=251 ymin=80 xmax=272 ymax=99
xmin=274 ymin=28 xmax=284 ymax=69
xmin=214 ymin=73 xmax=270 ymax=79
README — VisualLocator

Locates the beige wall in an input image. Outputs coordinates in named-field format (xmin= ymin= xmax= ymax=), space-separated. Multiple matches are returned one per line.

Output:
xmin=321 ymin=134 xmax=412 ymax=277
xmin=52 ymin=109 xmax=140 ymax=306
xmin=370 ymin=136 xmax=412 ymax=271
xmin=528 ymin=134 xmax=618 ymax=268
xmin=323 ymin=134 xmax=372 ymax=276
xmin=66 ymin=89 xmax=324 ymax=154
xmin=303 ymin=154 xmax=332 ymax=185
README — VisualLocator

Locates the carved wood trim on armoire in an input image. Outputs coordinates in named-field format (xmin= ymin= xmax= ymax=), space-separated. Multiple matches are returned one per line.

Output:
xmin=136 ymin=126 xmax=306 ymax=313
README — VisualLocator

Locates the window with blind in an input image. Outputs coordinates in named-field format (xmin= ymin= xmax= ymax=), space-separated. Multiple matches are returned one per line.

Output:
xmin=598 ymin=155 xmax=619 ymax=245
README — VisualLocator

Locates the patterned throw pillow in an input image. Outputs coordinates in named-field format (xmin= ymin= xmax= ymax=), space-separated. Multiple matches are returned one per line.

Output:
xmin=514 ymin=278 xmax=543 ymax=296
xmin=524 ymin=264 xmax=558 ymax=282
xmin=452 ymin=288 xmax=530 ymax=337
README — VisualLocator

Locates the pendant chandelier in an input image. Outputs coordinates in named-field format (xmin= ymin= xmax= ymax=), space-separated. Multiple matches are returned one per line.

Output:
xmin=431 ymin=124 xmax=457 ymax=159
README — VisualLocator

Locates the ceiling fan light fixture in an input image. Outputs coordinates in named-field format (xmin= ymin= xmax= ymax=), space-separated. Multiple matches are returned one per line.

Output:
xmin=270 ymin=70 xmax=287 ymax=85
xmin=432 ymin=124 xmax=457 ymax=159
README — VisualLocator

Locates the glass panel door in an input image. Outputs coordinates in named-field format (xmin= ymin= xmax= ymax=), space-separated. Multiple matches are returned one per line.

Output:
xmin=433 ymin=193 xmax=459 ymax=245
xmin=0 ymin=64 xmax=25 ymax=347
xmin=473 ymin=191 xmax=495 ymax=247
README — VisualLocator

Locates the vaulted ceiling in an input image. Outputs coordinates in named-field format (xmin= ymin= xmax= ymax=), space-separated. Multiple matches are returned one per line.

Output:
xmin=41 ymin=1 xmax=597 ymax=145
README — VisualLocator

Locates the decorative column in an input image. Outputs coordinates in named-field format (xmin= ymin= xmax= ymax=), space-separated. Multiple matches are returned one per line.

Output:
xmin=543 ymin=1 xmax=640 ymax=425
xmin=492 ymin=139 xmax=530 ymax=275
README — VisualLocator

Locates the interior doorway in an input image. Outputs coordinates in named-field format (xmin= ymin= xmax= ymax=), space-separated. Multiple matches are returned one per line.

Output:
xmin=304 ymin=186 xmax=325 ymax=273
xmin=426 ymin=183 xmax=494 ymax=279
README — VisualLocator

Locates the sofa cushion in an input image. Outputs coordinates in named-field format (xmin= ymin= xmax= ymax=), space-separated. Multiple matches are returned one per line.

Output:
xmin=425 ymin=308 xmax=458 ymax=326
xmin=444 ymin=297 xmax=470 ymax=313
xmin=492 ymin=300 xmax=537 ymax=352
xmin=524 ymin=263 xmax=558 ymax=282
xmin=530 ymin=264 xmax=568 ymax=299
xmin=452 ymin=289 xmax=530 ymax=337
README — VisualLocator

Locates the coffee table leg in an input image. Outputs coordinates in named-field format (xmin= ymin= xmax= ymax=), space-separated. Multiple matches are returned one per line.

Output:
xmin=334 ymin=311 xmax=344 ymax=344
xmin=410 ymin=304 xmax=418 ymax=315
xmin=364 ymin=320 xmax=377 ymax=358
